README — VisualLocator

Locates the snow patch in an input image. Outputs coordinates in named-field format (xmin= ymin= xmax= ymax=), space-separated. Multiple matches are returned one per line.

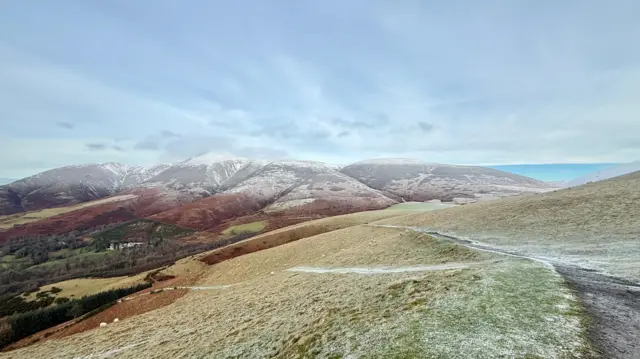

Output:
xmin=352 ymin=158 xmax=434 ymax=166
xmin=265 ymin=198 xmax=316 ymax=212
xmin=182 ymin=152 xmax=248 ymax=166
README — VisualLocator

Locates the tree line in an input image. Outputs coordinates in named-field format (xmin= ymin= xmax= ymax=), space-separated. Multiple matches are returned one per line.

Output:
xmin=0 ymin=282 xmax=151 ymax=349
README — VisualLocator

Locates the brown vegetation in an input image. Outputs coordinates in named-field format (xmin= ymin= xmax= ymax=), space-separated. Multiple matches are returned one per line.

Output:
xmin=200 ymin=210 xmax=402 ymax=266
xmin=149 ymin=193 xmax=264 ymax=231
xmin=0 ymin=188 xmax=198 ymax=242
xmin=0 ymin=202 xmax=137 ymax=242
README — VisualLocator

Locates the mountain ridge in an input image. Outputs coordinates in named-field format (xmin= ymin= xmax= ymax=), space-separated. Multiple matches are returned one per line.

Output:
xmin=0 ymin=156 xmax=557 ymax=219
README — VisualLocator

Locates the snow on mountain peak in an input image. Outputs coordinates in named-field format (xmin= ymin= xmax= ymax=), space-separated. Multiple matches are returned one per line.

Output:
xmin=352 ymin=158 xmax=434 ymax=166
xmin=269 ymin=160 xmax=332 ymax=171
xmin=182 ymin=152 xmax=248 ymax=166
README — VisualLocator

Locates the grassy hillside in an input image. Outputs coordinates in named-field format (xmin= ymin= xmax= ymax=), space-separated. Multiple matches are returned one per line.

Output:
xmin=23 ymin=275 xmax=148 ymax=302
xmin=200 ymin=210 xmax=406 ymax=265
xmin=379 ymin=171 xmax=640 ymax=281
xmin=221 ymin=220 xmax=267 ymax=236
xmin=0 ymin=195 xmax=136 ymax=230
xmin=4 ymin=225 xmax=595 ymax=358
xmin=385 ymin=201 xmax=457 ymax=211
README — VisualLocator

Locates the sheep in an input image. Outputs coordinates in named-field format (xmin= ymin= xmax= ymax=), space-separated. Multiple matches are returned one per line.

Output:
xmin=99 ymin=322 xmax=107 ymax=328
xmin=113 ymin=318 xmax=119 ymax=323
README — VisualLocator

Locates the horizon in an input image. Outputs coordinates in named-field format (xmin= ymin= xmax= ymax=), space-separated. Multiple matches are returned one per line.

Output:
xmin=1 ymin=1 xmax=639 ymax=179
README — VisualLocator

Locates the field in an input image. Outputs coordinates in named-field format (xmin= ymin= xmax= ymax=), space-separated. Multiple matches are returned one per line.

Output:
xmin=200 ymin=210 xmax=407 ymax=265
xmin=23 ymin=274 xmax=148 ymax=302
xmin=2 ymin=219 xmax=595 ymax=358
xmin=0 ymin=195 xmax=136 ymax=230
xmin=221 ymin=220 xmax=267 ymax=236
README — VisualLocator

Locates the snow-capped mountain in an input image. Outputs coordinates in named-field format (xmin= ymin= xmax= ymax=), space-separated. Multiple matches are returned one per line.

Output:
xmin=0 ymin=178 xmax=15 ymax=186
xmin=0 ymin=163 xmax=143 ymax=215
xmin=224 ymin=160 xmax=394 ymax=209
xmin=340 ymin=158 xmax=557 ymax=203
xmin=565 ymin=161 xmax=640 ymax=187
xmin=0 ymin=155 xmax=557 ymax=216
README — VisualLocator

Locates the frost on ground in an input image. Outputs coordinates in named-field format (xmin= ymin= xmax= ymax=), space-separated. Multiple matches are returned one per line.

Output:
xmin=378 ymin=171 xmax=640 ymax=282
xmin=1 ymin=226 xmax=594 ymax=359
xmin=286 ymin=263 xmax=472 ymax=274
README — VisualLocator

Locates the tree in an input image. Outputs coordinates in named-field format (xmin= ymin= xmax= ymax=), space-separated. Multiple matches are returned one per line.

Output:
xmin=67 ymin=302 xmax=84 ymax=318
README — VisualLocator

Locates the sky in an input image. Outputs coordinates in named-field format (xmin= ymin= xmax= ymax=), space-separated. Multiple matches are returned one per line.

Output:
xmin=1 ymin=0 xmax=639 ymax=180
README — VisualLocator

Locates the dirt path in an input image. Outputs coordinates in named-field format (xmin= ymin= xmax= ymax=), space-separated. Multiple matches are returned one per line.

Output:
xmin=373 ymin=225 xmax=640 ymax=359
xmin=286 ymin=263 xmax=471 ymax=274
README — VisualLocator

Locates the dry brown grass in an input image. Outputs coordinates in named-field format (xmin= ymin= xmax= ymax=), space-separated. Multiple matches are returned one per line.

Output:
xmin=7 ymin=290 xmax=187 ymax=351
xmin=1 ymin=225 xmax=590 ymax=358
xmin=0 ymin=195 xmax=136 ymax=230
xmin=378 ymin=171 xmax=640 ymax=280
xmin=199 ymin=209 xmax=407 ymax=265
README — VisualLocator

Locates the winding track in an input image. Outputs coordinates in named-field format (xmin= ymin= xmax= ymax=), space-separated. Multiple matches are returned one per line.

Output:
xmin=372 ymin=224 xmax=640 ymax=359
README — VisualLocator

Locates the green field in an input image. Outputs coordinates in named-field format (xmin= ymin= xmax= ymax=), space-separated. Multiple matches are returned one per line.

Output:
xmin=222 ymin=221 xmax=267 ymax=236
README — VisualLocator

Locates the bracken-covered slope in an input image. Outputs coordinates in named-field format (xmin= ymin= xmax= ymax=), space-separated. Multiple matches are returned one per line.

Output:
xmin=340 ymin=158 xmax=557 ymax=203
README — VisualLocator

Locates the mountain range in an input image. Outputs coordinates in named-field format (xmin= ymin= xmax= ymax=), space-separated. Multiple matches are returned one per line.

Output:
xmin=0 ymin=154 xmax=556 ymax=214
xmin=0 ymin=154 xmax=560 ymax=240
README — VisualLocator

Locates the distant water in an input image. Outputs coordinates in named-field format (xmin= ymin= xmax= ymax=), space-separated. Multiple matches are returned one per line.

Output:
xmin=489 ymin=163 xmax=619 ymax=182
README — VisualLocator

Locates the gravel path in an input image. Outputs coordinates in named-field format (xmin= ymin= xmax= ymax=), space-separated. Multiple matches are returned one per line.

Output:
xmin=286 ymin=263 xmax=471 ymax=274
xmin=373 ymin=224 xmax=640 ymax=359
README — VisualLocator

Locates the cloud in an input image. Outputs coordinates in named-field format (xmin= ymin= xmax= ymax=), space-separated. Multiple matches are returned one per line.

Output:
xmin=337 ymin=131 xmax=350 ymax=138
xmin=85 ymin=143 xmax=107 ymax=151
xmin=235 ymin=146 xmax=289 ymax=159
xmin=417 ymin=122 xmax=434 ymax=133
xmin=161 ymin=130 xmax=180 ymax=138
xmin=331 ymin=118 xmax=374 ymax=129
xmin=112 ymin=145 xmax=125 ymax=151
xmin=163 ymin=135 xmax=233 ymax=159
xmin=56 ymin=121 xmax=75 ymax=129
xmin=134 ymin=138 xmax=161 ymax=150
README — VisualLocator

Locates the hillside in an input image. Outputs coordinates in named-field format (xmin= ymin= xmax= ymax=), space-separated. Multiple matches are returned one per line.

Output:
xmin=2 ymin=223 xmax=595 ymax=358
xmin=0 ymin=164 xmax=165 ymax=216
xmin=566 ymin=161 xmax=640 ymax=187
xmin=340 ymin=158 xmax=556 ymax=203
xmin=380 ymin=171 xmax=640 ymax=281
